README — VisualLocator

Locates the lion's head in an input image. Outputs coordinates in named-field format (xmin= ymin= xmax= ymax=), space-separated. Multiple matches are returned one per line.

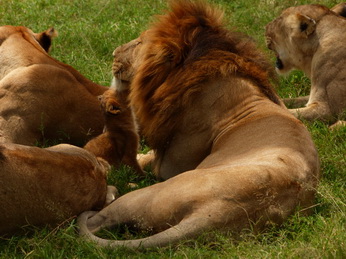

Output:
xmin=0 ymin=26 xmax=57 ymax=54
xmin=265 ymin=4 xmax=333 ymax=76
xmin=98 ymin=89 xmax=123 ymax=117
xmin=112 ymin=37 xmax=143 ymax=84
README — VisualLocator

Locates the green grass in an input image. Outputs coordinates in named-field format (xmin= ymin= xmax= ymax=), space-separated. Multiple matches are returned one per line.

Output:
xmin=0 ymin=0 xmax=345 ymax=258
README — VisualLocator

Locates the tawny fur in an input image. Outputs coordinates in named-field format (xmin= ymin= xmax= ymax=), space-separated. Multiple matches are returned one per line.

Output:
xmin=84 ymin=89 xmax=144 ymax=176
xmin=78 ymin=0 xmax=319 ymax=249
xmin=265 ymin=4 xmax=346 ymax=124
xmin=0 ymin=143 xmax=117 ymax=235
xmin=0 ymin=25 xmax=107 ymax=146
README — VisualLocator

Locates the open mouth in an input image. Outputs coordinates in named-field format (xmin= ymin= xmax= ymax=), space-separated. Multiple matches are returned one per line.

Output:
xmin=275 ymin=57 xmax=284 ymax=70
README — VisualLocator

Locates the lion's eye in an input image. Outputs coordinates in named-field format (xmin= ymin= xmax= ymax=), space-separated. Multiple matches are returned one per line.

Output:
xmin=300 ymin=23 xmax=308 ymax=32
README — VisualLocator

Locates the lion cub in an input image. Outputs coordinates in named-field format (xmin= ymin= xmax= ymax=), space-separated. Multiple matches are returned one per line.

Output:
xmin=84 ymin=89 xmax=144 ymax=176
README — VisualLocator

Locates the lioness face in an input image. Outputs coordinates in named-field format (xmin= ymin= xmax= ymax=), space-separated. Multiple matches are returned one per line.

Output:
xmin=265 ymin=17 xmax=293 ymax=74
xmin=265 ymin=5 xmax=327 ymax=75
xmin=265 ymin=8 xmax=311 ymax=74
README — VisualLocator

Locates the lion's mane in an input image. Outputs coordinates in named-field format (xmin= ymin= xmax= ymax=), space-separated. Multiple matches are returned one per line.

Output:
xmin=130 ymin=0 xmax=279 ymax=149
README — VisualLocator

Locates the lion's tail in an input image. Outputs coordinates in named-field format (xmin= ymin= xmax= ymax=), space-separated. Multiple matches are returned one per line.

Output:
xmin=77 ymin=211 xmax=209 ymax=249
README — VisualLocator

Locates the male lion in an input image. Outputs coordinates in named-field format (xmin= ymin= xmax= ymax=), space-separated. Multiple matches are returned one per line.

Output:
xmin=265 ymin=4 xmax=346 ymax=123
xmin=78 ymin=0 xmax=319 ymax=249
xmin=0 ymin=25 xmax=107 ymax=146
xmin=84 ymin=88 xmax=144 ymax=176
xmin=0 ymin=143 xmax=117 ymax=235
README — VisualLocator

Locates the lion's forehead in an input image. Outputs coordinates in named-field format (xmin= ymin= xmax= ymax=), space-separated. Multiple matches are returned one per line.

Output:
xmin=266 ymin=13 xmax=296 ymax=33
xmin=281 ymin=5 xmax=330 ymax=22
xmin=113 ymin=37 xmax=141 ymax=57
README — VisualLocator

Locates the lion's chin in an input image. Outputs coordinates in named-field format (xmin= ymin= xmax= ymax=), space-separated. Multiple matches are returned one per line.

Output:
xmin=110 ymin=77 xmax=130 ymax=92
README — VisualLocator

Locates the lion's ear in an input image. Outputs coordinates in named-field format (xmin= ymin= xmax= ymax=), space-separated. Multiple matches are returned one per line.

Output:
xmin=295 ymin=13 xmax=316 ymax=37
xmin=34 ymin=27 xmax=58 ymax=53
xmin=331 ymin=3 xmax=346 ymax=18
xmin=106 ymin=102 xmax=121 ymax=115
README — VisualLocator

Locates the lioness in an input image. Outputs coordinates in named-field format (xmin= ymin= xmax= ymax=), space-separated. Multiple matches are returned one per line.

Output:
xmin=78 ymin=0 xmax=319 ymax=249
xmin=265 ymin=4 xmax=346 ymax=122
xmin=0 ymin=143 xmax=117 ymax=235
xmin=0 ymin=25 xmax=107 ymax=145
xmin=84 ymin=88 xmax=144 ymax=176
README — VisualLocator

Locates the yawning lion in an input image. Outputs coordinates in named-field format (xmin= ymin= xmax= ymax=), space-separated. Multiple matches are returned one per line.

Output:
xmin=265 ymin=4 xmax=346 ymax=123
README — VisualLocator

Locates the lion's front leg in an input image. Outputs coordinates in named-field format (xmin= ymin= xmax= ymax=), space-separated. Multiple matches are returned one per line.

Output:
xmin=289 ymin=101 xmax=334 ymax=122
xmin=283 ymin=95 xmax=309 ymax=108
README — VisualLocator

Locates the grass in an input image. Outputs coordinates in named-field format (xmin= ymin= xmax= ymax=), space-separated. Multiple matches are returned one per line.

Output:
xmin=0 ymin=0 xmax=345 ymax=258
